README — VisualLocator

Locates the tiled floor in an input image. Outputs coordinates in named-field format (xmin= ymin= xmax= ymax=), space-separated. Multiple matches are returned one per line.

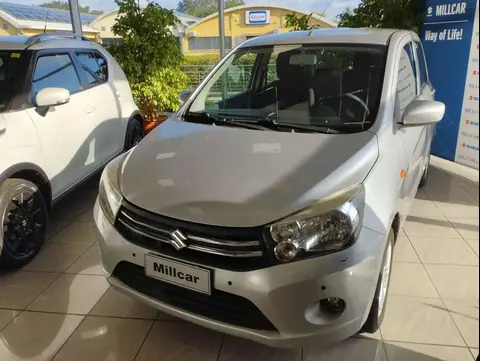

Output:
xmin=0 ymin=156 xmax=478 ymax=361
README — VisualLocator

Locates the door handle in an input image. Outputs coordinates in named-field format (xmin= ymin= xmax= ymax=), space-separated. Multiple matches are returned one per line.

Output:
xmin=85 ymin=106 xmax=96 ymax=114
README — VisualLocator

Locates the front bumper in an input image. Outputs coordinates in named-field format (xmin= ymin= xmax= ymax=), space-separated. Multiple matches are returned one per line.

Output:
xmin=94 ymin=200 xmax=386 ymax=348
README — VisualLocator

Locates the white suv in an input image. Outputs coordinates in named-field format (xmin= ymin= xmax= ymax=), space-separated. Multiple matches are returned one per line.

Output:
xmin=0 ymin=33 xmax=143 ymax=269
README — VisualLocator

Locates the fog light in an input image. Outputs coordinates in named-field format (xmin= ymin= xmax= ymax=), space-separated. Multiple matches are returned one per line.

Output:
xmin=274 ymin=241 xmax=298 ymax=262
xmin=320 ymin=297 xmax=346 ymax=315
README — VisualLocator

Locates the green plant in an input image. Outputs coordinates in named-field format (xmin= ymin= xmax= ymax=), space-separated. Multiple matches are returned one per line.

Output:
xmin=285 ymin=12 xmax=320 ymax=31
xmin=108 ymin=0 xmax=185 ymax=121
xmin=337 ymin=0 xmax=424 ymax=33
xmin=131 ymin=68 xmax=188 ymax=121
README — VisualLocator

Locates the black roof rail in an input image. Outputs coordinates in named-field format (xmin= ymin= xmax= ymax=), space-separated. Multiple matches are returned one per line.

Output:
xmin=25 ymin=32 xmax=90 ymax=46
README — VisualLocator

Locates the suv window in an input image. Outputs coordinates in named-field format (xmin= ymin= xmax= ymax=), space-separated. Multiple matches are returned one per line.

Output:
xmin=32 ymin=54 xmax=82 ymax=95
xmin=75 ymin=52 xmax=107 ymax=86
xmin=0 ymin=51 xmax=24 ymax=113
xmin=94 ymin=52 xmax=108 ymax=81
xmin=414 ymin=41 xmax=428 ymax=89
xmin=396 ymin=43 xmax=418 ymax=115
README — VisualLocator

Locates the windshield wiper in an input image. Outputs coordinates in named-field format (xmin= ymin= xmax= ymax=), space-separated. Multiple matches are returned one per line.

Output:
xmin=183 ymin=111 xmax=267 ymax=131
xmin=232 ymin=116 xmax=344 ymax=134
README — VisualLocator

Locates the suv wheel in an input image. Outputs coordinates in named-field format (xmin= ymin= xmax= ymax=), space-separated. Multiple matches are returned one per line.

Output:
xmin=0 ymin=179 xmax=47 ymax=269
xmin=419 ymin=155 xmax=430 ymax=188
xmin=125 ymin=117 xmax=144 ymax=150
xmin=361 ymin=229 xmax=394 ymax=333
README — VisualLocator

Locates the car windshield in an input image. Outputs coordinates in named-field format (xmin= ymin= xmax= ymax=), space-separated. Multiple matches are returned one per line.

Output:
xmin=187 ymin=43 xmax=387 ymax=133
xmin=0 ymin=51 xmax=24 ymax=113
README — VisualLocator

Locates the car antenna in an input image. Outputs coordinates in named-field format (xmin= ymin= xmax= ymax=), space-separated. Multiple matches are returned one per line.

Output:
xmin=43 ymin=11 xmax=50 ymax=33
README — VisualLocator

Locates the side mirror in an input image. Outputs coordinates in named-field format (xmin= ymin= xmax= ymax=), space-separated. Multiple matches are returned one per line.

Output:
xmin=178 ymin=90 xmax=193 ymax=105
xmin=35 ymin=87 xmax=70 ymax=107
xmin=402 ymin=100 xmax=445 ymax=127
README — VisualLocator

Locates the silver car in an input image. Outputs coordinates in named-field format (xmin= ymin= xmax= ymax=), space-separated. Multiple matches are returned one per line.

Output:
xmin=94 ymin=28 xmax=445 ymax=348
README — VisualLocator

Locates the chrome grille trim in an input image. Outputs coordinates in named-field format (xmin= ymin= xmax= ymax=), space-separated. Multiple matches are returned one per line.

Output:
xmin=118 ymin=211 xmax=263 ymax=258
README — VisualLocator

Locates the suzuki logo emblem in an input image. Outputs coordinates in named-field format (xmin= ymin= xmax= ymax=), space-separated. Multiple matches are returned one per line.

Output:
xmin=169 ymin=229 xmax=188 ymax=250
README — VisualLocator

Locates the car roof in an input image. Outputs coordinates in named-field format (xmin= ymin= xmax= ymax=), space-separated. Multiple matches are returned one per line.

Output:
xmin=240 ymin=28 xmax=407 ymax=48
xmin=0 ymin=35 xmax=100 ymax=51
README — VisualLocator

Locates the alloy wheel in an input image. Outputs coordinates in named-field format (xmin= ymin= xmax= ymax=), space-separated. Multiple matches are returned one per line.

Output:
xmin=377 ymin=241 xmax=393 ymax=319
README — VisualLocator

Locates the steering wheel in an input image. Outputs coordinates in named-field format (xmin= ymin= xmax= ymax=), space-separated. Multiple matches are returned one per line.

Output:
xmin=317 ymin=92 xmax=370 ymax=116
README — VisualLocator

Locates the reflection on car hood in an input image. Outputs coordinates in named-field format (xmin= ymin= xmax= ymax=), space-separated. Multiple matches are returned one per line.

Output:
xmin=120 ymin=118 xmax=379 ymax=227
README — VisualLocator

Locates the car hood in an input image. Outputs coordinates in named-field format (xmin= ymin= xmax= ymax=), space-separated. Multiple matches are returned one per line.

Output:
xmin=120 ymin=119 xmax=378 ymax=227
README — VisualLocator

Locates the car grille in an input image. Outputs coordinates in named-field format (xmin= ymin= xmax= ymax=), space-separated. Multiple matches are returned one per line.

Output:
xmin=113 ymin=261 xmax=278 ymax=331
xmin=114 ymin=201 xmax=271 ymax=271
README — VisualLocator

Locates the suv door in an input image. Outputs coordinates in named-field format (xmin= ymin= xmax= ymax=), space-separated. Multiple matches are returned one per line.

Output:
xmin=74 ymin=50 xmax=123 ymax=163
xmin=25 ymin=51 xmax=101 ymax=198
xmin=395 ymin=38 xmax=428 ymax=215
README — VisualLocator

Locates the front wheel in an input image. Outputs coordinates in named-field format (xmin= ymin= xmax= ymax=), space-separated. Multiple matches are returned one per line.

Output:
xmin=0 ymin=179 xmax=47 ymax=269
xmin=124 ymin=117 xmax=144 ymax=150
xmin=361 ymin=230 xmax=394 ymax=333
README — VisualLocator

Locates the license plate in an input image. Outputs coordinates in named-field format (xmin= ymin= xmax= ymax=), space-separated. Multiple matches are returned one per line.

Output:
xmin=144 ymin=254 xmax=211 ymax=295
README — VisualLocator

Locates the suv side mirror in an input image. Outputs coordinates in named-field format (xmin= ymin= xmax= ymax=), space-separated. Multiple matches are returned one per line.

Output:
xmin=179 ymin=90 xmax=193 ymax=105
xmin=35 ymin=87 xmax=70 ymax=107
xmin=402 ymin=100 xmax=445 ymax=127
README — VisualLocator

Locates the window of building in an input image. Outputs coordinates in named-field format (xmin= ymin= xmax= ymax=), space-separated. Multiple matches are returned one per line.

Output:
xmin=188 ymin=37 xmax=233 ymax=51
xmin=2 ymin=23 xmax=8 ymax=30
xmin=32 ymin=54 xmax=82 ymax=95
xmin=101 ymin=26 xmax=106 ymax=31
xmin=75 ymin=52 xmax=107 ymax=86
xmin=396 ymin=43 xmax=418 ymax=115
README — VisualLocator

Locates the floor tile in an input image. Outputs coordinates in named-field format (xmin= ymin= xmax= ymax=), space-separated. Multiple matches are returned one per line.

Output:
xmin=156 ymin=311 xmax=183 ymax=321
xmin=393 ymin=237 xmax=420 ymax=263
xmin=27 ymin=274 xmax=109 ymax=314
xmin=90 ymin=288 xmax=158 ymax=319
xmin=381 ymin=296 xmax=465 ymax=346
xmin=409 ymin=192 xmax=444 ymax=218
xmin=23 ymin=243 xmax=91 ymax=273
xmin=448 ymin=218 xmax=479 ymax=239
xmin=465 ymin=239 xmax=479 ymax=256
xmin=77 ymin=208 xmax=94 ymax=223
xmin=389 ymin=263 xmax=439 ymax=298
xmin=65 ymin=244 xmax=103 ymax=275
xmin=425 ymin=265 xmax=479 ymax=301
xmin=135 ymin=321 xmax=223 ymax=361
xmin=46 ymin=218 xmax=71 ymax=240
xmin=470 ymin=348 xmax=479 ymax=359
xmin=303 ymin=338 xmax=387 ymax=361
xmin=410 ymin=238 xmax=479 ymax=266
xmin=0 ymin=271 xmax=58 ymax=309
xmin=434 ymin=198 xmax=479 ymax=219
xmin=403 ymin=216 xmax=462 ymax=239
xmin=218 ymin=335 xmax=301 ymax=361
xmin=384 ymin=342 xmax=474 ymax=361
xmin=49 ymin=221 xmax=97 ymax=245
xmin=0 ymin=311 xmax=83 ymax=361
xmin=0 ymin=310 xmax=18 ymax=331
xmin=53 ymin=316 xmax=152 ymax=361
xmin=443 ymin=300 xmax=479 ymax=348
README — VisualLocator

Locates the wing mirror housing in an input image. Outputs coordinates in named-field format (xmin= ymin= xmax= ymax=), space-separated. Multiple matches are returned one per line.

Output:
xmin=35 ymin=87 xmax=70 ymax=107
xmin=401 ymin=100 xmax=445 ymax=127
xmin=178 ymin=90 xmax=193 ymax=105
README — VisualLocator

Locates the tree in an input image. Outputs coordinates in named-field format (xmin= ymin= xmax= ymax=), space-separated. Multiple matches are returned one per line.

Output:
xmin=39 ymin=1 xmax=104 ymax=15
xmin=109 ymin=0 xmax=187 ymax=127
xmin=284 ymin=12 xmax=320 ymax=31
xmin=176 ymin=0 xmax=245 ymax=18
xmin=337 ymin=0 xmax=424 ymax=33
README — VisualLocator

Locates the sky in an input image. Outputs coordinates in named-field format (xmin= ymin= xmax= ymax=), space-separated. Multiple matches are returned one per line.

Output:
xmin=13 ymin=0 xmax=360 ymax=20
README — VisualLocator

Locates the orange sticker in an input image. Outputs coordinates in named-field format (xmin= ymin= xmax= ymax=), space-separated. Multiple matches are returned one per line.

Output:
xmin=400 ymin=169 xmax=406 ymax=178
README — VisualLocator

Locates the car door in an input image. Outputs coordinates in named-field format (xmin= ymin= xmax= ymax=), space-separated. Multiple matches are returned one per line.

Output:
xmin=74 ymin=50 xmax=123 ymax=164
xmin=394 ymin=38 xmax=428 ymax=215
xmin=25 ymin=51 xmax=100 ymax=199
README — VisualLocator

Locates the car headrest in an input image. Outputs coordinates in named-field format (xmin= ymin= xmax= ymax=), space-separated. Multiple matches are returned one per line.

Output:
xmin=276 ymin=50 xmax=306 ymax=81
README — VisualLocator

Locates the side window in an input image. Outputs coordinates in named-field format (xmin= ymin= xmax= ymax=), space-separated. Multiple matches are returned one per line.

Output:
xmin=414 ymin=41 xmax=428 ymax=89
xmin=75 ymin=52 xmax=106 ymax=86
xmin=396 ymin=43 xmax=418 ymax=115
xmin=94 ymin=52 xmax=108 ymax=82
xmin=32 ymin=54 xmax=82 ymax=95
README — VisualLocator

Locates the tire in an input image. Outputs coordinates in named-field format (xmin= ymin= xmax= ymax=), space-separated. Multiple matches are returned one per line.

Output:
xmin=0 ymin=179 xmax=48 ymax=270
xmin=418 ymin=155 xmax=430 ymax=189
xmin=124 ymin=117 xmax=144 ymax=150
xmin=361 ymin=230 xmax=394 ymax=333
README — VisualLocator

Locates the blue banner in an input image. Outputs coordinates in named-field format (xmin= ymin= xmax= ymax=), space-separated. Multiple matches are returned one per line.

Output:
xmin=421 ymin=0 xmax=477 ymax=161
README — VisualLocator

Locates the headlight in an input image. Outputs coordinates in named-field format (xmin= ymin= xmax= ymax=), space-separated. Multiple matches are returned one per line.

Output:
xmin=267 ymin=185 xmax=365 ymax=263
xmin=98 ymin=150 xmax=132 ymax=224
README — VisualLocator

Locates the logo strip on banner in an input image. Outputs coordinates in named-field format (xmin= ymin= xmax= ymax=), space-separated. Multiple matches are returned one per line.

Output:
xmin=455 ymin=2 xmax=479 ymax=169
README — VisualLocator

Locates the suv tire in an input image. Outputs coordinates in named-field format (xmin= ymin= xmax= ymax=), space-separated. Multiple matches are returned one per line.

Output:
xmin=419 ymin=155 xmax=430 ymax=189
xmin=361 ymin=229 xmax=394 ymax=333
xmin=125 ymin=117 xmax=144 ymax=150
xmin=0 ymin=179 xmax=48 ymax=269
